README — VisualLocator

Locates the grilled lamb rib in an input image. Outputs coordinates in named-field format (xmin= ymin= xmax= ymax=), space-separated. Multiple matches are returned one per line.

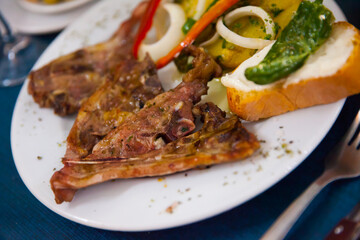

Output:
xmin=65 ymin=55 xmax=163 ymax=159
xmin=52 ymin=46 xmax=223 ymax=203
xmin=28 ymin=2 xmax=147 ymax=116
xmin=51 ymin=103 xmax=260 ymax=204
xmin=85 ymin=46 xmax=222 ymax=160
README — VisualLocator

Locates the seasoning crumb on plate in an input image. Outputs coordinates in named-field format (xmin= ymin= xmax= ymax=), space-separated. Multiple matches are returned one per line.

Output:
xmin=165 ymin=201 xmax=181 ymax=214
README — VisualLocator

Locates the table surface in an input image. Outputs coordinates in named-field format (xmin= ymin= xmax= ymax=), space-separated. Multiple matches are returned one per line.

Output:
xmin=1 ymin=1 xmax=360 ymax=239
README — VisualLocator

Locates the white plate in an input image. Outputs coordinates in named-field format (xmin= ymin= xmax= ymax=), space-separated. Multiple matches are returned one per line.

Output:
xmin=11 ymin=0 xmax=346 ymax=231
xmin=18 ymin=0 xmax=95 ymax=14
xmin=0 ymin=0 xmax=98 ymax=34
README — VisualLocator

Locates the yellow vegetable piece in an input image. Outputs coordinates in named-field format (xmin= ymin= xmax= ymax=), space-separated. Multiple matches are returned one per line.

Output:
xmin=204 ymin=0 xmax=302 ymax=69
xmin=179 ymin=0 xmax=214 ymax=18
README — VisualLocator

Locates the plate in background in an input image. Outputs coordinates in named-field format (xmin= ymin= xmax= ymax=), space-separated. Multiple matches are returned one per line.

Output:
xmin=17 ymin=0 xmax=95 ymax=14
xmin=0 ymin=0 xmax=97 ymax=34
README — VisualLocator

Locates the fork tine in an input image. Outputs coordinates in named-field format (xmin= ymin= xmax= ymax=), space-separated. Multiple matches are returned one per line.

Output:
xmin=347 ymin=109 xmax=360 ymax=146
xmin=352 ymin=122 xmax=360 ymax=149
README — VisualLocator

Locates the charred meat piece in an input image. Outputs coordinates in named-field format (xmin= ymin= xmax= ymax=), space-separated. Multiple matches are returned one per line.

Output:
xmin=65 ymin=55 xmax=163 ymax=159
xmin=79 ymin=46 xmax=222 ymax=160
xmin=51 ymin=47 xmax=221 ymax=203
xmin=51 ymin=103 xmax=260 ymax=204
xmin=28 ymin=2 xmax=147 ymax=116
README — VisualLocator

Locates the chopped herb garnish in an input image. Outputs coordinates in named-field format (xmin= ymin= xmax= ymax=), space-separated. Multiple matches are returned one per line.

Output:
xmin=233 ymin=23 xmax=242 ymax=29
xmin=216 ymin=55 xmax=224 ymax=62
xmin=249 ymin=16 xmax=260 ymax=26
xmin=182 ymin=18 xmax=196 ymax=34
xmin=264 ymin=34 xmax=272 ymax=40
xmin=270 ymin=4 xmax=284 ymax=17
xmin=222 ymin=39 xmax=227 ymax=49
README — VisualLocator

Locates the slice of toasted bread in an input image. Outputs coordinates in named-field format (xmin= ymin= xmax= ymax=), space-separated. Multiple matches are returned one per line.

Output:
xmin=224 ymin=22 xmax=360 ymax=121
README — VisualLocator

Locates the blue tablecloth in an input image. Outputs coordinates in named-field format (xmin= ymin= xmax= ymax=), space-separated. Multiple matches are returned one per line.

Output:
xmin=1 ymin=1 xmax=359 ymax=239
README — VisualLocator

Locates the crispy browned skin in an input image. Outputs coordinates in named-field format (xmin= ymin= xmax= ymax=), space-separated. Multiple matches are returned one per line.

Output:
xmin=51 ymin=103 xmax=260 ymax=204
xmin=65 ymin=55 xmax=163 ymax=159
xmin=81 ymin=46 xmax=222 ymax=160
xmin=28 ymin=2 xmax=147 ymax=116
xmin=52 ymin=46 xmax=222 ymax=203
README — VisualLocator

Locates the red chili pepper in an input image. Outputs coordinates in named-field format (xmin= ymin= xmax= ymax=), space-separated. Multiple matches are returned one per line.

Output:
xmin=133 ymin=0 xmax=162 ymax=59
xmin=156 ymin=0 xmax=239 ymax=69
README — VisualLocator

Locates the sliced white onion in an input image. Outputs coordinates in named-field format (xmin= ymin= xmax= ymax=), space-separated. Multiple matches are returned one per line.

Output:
xmin=202 ymin=6 xmax=275 ymax=49
xmin=217 ymin=6 xmax=275 ymax=49
xmin=138 ymin=3 xmax=186 ymax=62
xmin=193 ymin=0 xmax=207 ymax=20
xmin=200 ymin=31 xmax=219 ymax=47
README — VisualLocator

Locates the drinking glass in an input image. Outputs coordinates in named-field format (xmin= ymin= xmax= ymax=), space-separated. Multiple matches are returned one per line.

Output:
xmin=0 ymin=11 xmax=42 ymax=87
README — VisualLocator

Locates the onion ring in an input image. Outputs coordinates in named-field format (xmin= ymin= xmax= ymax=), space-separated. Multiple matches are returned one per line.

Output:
xmin=139 ymin=3 xmax=186 ymax=62
xmin=202 ymin=6 xmax=275 ymax=49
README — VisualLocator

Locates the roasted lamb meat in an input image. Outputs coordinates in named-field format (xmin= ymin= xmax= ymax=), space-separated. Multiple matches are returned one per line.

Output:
xmin=83 ymin=46 xmax=222 ymax=160
xmin=51 ymin=103 xmax=260 ymax=204
xmin=65 ymin=55 xmax=163 ymax=159
xmin=28 ymin=2 xmax=147 ymax=116
xmin=52 ymin=45 xmax=223 ymax=203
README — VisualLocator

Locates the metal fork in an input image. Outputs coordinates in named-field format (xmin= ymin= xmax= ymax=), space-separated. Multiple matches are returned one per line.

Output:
xmin=261 ymin=109 xmax=360 ymax=240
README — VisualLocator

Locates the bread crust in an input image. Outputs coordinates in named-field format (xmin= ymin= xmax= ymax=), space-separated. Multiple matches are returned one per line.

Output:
xmin=227 ymin=22 xmax=360 ymax=121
